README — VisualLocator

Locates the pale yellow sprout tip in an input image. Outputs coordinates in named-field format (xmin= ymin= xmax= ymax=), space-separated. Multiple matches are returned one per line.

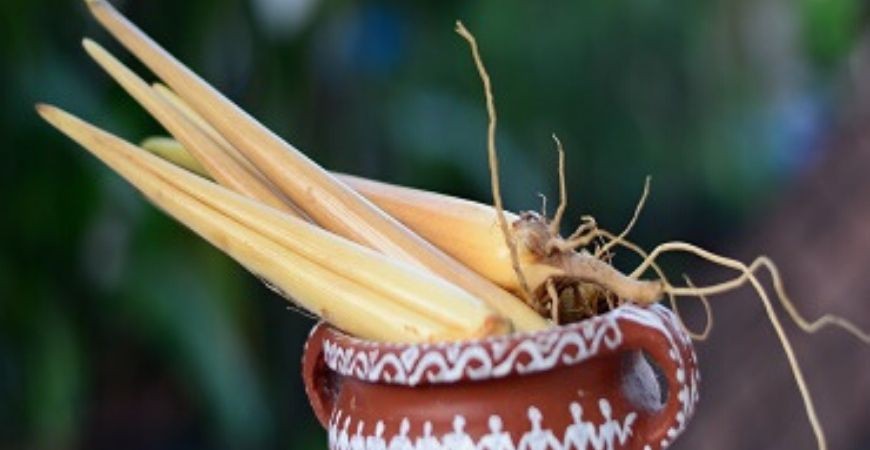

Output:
xmin=36 ymin=105 xmax=80 ymax=142
xmin=37 ymin=104 xmax=75 ymax=130
xmin=81 ymin=37 xmax=109 ymax=61
xmin=82 ymin=37 xmax=98 ymax=52
xmin=35 ymin=103 xmax=65 ymax=124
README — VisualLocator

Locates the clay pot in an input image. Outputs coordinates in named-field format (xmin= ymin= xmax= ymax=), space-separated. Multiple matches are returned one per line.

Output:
xmin=302 ymin=304 xmax=699 ymax=450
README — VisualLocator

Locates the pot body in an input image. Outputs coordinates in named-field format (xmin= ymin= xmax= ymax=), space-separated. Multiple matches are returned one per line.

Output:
xmin=303 ymin=304 xmax=699 ymax=450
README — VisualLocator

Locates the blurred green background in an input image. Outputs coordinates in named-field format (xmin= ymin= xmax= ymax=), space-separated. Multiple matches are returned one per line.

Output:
xmin=2 ymin=0 xmax=869 ymax=449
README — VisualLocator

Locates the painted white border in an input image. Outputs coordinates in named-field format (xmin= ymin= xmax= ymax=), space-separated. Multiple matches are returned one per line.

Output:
xmin=319 ymin=305 xmax=699 ymax=450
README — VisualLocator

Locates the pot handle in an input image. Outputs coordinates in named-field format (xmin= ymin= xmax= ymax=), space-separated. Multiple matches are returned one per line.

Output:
xmin=619 ymin=309 xmax=699 ymax=448
xmin=301 ymin=322 xmax=339 ymax=428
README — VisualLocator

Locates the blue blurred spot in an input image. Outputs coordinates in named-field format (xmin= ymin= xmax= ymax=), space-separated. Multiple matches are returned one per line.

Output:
xmin=766 ymin=89 xmax=829 ymax=175
xmin=346 ymin=6 xmax=405 ymax=77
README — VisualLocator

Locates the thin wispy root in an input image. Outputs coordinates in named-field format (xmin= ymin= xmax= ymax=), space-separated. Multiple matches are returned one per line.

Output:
xmin=631 ymin=242 xmax=870 ymax=345
xmin=628 ymin=242 xmax=832 ymax=450
xmin=578 ymin=213 xmax=870 ymax=450
xmin=455 ymin=20 xmax=534 ymax=304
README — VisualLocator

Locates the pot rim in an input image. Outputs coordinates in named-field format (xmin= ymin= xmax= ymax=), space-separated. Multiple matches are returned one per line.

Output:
xmin=310 ymin=303 xmax=691 ymax=387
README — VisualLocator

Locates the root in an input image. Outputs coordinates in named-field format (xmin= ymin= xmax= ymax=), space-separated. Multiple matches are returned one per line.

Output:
xmin=541 ymin=134 xmax=598 ymax=254
xmin=595 ymin=176 xmax=650 ymax=258
xmin=743 ymin=264 xmax=825 ymax=450
xmin=632 ymin=242 xmax=870 ymax=345
xmin=760 ymin=257 xmax=870 ymax=344
xmin=456 ymin=21 xmax=533 ymax=303
xmin=546 ymin=278 xmax=560 ymax=323
xmin=560 ymin=252 xmax=664 ymax=304
xmin=679 ymin=274 xmax=713 ymax=341
xmin=547 ymin=175 xmax=649 ymax=257
xmin=594 ymin=229 xmax=713 ymax=340
xmin=673 ymin=256 xmax=870 ymax=344
xmin=538 ymin=192 xmax=548 ymax=218
xmin=549 ymin=134 xmax=568 ymax=236
xmin=624 ymin=240 xmax=870 ymax=450
xmin=548 ymin=216 xmax=597 ymax=253
xmin=567 ymin=215 xmax=598 ymax=242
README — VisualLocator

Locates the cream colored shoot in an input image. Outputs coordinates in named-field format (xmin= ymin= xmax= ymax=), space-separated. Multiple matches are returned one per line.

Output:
xmin=141 ymin=136 xmax=208 ymax=176
xmin=141 ymin=136 xmax=665 ymax=319
xmin=81 ymin=38 xmax=301 ymax=218
xmin=38 ymin=104 xmax=507 ymax=342
xmin=151 ymin=83 xmax=235 ymax=153
xmin=84 ymin=0 xmax=547 ymax=332
xmin=150 ymin=83 xmax=268 ymax=182
xmin=147 ymin=83 xmax=310 ymax=225
xmin=138 ymin=135 xmax=535 ymax=291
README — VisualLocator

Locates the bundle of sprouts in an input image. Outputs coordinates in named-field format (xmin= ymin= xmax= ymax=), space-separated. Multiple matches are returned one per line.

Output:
xmin=39 ymin=2 xmax=869 ymax=448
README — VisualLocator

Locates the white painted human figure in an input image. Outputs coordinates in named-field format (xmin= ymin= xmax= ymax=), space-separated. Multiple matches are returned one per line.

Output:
xmin=609 ymin=403 xmax=636 ymax=445
xmin=562 ymin=402 xmax=594 ymax=450
xmin=476 ymin=415 xmax=515 ymax=450
xmin=415 ymin=421 xmax=441 ymax=450
xmin=350 ymin=421 xmax=366 ymax=450
xmin=335 ymin=416 xmax=352 ymax=450
xmin=329 ymin=411 xmax=342 ymax=445
xmin=366 ymin=421 xmax=387 ymax=450
xmin=388 ymin=419 xmax=414 ymax=450
xmin=442 ymin=416 xmax=476 ymax=450
xmin=329 ymin=403 xmax=638 ymax=450
xmin=517 ymin=407 xmax=561 ymax=450
xmin=590 ymin=400 xmax=615 ymax=450
xmin=588 ymin=400 xmax=636 ymax=450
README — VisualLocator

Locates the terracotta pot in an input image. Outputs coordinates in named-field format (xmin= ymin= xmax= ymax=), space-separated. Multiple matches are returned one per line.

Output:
xmin=302 ymin=304 xmax=699 ymax=450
